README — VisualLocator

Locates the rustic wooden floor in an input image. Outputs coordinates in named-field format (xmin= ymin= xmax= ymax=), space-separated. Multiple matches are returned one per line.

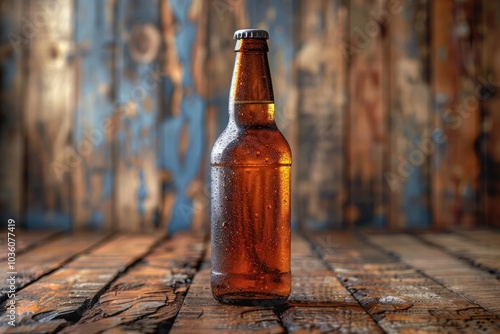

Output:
xmin=1 ymin=229 xmax=499 ymax=333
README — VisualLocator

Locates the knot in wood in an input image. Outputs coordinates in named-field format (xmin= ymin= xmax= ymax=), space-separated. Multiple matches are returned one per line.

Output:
xmin=129 ymin=24 xmax=160 ymax=63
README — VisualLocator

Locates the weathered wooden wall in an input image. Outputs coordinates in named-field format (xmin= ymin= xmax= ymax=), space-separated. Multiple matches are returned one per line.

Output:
xmin=0 ymin=0 xmax=499 ymax=231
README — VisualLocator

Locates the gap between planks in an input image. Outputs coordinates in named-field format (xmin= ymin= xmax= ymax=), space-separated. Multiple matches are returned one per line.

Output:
xmin=413 ymin=231 xmax=500 ymax=276
xmin=0 ymin=230 xmax=63 ymax=261
xmin=0 ymin=232 xmax=165 ymax=333
xmin=0 ymin=231 xmax=113 ymax=303
xmin=363 ymin=232 xmax=500 ymax=315
xmin=60 ymin=232 xmax=207 ymax=334
xmin=307 ymin=231 xmax=500 ymax=333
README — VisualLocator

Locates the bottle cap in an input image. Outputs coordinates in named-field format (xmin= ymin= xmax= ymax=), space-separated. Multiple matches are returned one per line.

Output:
xmin=233 ymin=29 xmax=269 ymax=40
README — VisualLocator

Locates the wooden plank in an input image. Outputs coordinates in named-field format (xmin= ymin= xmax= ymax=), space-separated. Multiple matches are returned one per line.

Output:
xmin=345 ymin=0 xmax=387 ymax=228
xmin=114 ymin=0 xmax=161 ymax=231
xmin=0 ymin=230 xmax=61 ymax=260
xmin=367 ymin=233 xmax=500 ymax=314
xmin=0 ymin=0 xmax=23 ymax=224
xmin=309 ymin=232 xmax=500 ymax=332
xmin=72 ymin=0 xmax=116 ymax=230
xmin=431 ymin=0 xmax=480 ymax=229
xmin=0 ymin=232 xmax=110 ymax=301
xmin=386 ymin=0 xmax=431 ymax=228
xmin=171 ymin=241 xmax=284 ymax=333
xmin=157 ymin=0 xmax=209 ymax=233
xmin=23 ymin=0 xmax=75 ymax=229
xmin=0 ymin=234 xmax=160 ymax=331
xmin=418 ymin=232 xmax=500 ymax=274
xmin=455 ymin=229 xmax=500 ymax=248
xmin=479 ymin=0 xmax=500 ymax=227
xmin=60 ymin=232 xmax=206 ymax=333
xmin=282 ymin=235 xmax=382 ymax=333
xmin=295 ymin=0 xmax=346 ymax=229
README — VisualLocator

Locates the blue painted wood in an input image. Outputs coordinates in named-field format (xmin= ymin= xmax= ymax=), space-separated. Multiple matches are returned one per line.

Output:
xmin=388 ymin=0 xmax=431 ymax=228
xmin=157 ymin=0 xmax=207 ymax=233
xmin=0 ymin=0 xmax=494 ymax=231
xmin=73 ymin=0 xmax=115 ymax=229
xmin=114 ymin=0 xmax=162 ymax=231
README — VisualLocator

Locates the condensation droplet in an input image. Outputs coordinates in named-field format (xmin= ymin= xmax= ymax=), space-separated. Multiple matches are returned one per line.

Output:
xmin=265 ymin=157 xmax=269 ymax=162
xmin=267 ymin=204 xmax=272 ymax=209
xmin=256 ymin=151 xmax=261 ymax=156
xmin=254 ymin=213 xmax=259 ymax=218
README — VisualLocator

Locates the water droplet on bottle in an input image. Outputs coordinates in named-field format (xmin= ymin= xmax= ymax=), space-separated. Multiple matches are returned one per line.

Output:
xmin=256 ymin=151 xmax=261 ymax=156
xmin=255 ymin=213 xmax=259 ymax=218
xmin=267 ymin=204 xmax=272 ymax=209
xmin=265 ymin=157 xmax=269 ymax=162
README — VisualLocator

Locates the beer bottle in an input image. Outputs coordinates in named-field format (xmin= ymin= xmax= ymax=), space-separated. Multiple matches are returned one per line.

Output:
xmin=210 ymin=29 xmax=292 ymax=305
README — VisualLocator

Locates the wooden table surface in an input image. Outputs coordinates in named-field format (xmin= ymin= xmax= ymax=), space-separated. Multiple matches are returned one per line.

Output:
xmin=1 ymin=229 xmax=499 ymax=333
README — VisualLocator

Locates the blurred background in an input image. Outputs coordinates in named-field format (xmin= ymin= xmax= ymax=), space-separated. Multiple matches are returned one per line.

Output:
xmin=0 ymin=0 xmax=499 ymax=232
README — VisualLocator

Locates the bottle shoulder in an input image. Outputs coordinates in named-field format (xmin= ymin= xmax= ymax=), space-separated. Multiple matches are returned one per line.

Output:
xmin=211 ymin=125 xmax=292 ymax=166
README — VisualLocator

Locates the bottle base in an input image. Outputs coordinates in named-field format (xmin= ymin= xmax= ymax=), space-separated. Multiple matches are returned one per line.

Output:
xmin=213 ymin=292 xmax=288 ymax=306
xmin=211 ymin=271 xmax=291 ymax=306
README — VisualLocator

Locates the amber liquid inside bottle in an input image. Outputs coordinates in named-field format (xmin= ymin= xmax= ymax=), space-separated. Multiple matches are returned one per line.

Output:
xmin=210 ymin=34 xmax=292 ymax=305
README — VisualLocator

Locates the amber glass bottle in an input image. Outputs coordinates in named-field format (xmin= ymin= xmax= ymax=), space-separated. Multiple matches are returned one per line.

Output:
xmin=210 ymin=29 xmax=292 ymax=305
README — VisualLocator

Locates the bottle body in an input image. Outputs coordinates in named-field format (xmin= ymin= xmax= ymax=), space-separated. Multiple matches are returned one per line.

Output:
xmin=210 ymin=30 xmax=291 ymax=305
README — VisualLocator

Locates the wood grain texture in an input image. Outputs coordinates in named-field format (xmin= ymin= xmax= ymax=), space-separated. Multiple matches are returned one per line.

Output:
xmin=0 ymin=234 xmax=160 ymax=330
xmin=283 ymin=235 xmax=382 ymax=333
xmin=72 ymin=0 xmax=116 ymax=230
xmin=418 ymin=232 xmax=500 ymax=275
xmin=0 ymin=0 xmax=23 ymax=224
xmin=0 ymin=232 xmax=109 ymax=301
xmin=296 ymin=0 xmax=346 ymax=229
xmin=455 ymin=229 xmax=500 ymax=248
xmin=156 ymin=0 xmax=208 ymax=234
xmin=367 ymin=233 xmax=500 ymax=314
xmin=386 ymin=0 xmax=431 ymax=229
xmin=479 ymin=0 xmax=500 ymax=227
xmin=431 ymin=0 xmax=480 ymax=229
xmin=23 ymin=0 xmax=75 ymax=230
xmin=346 ymin=0 xmax=387 ymax=228
xmin=0 ymin=230 xmax=61 ymax=260
xmin=310 ymin=232 xmax=500 ymax=332
xmin=114 ymin=0 xmax=161 ymax=231
xmin=61 ymin=232 xmax=205 ymax=333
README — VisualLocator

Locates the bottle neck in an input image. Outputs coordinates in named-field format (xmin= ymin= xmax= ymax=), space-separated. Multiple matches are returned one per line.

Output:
xmin=229 ymin=39 xmax=275 ymax=127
